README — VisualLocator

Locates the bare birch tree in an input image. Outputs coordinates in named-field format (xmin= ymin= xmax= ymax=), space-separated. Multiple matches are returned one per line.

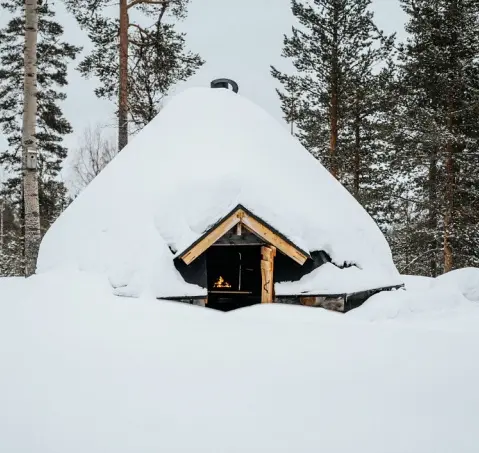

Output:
xmin=23 ymin=0 xmax=41 ymax=276
xmin=71 ymin=124 xmax=117 ymax=193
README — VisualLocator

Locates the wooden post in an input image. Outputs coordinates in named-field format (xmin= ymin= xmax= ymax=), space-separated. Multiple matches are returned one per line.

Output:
xmin=261 ymin=246 xmax=276 ymax=303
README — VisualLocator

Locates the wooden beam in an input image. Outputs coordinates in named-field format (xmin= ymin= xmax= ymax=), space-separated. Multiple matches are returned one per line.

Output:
xmin=213 ymin=228 xmax=265 ymax=246
xmin=261 ymin=245 xmax=276 ymax=303
xmin=180 ymin=207 xmax=308 ymax=266
xmin=180 ymin=210 xmax=242 ymax=265
xmin=299 ymin=296 xmax=317 ymax=307
xmin=300 ymin=295 xmax=345 ymax=312
xmin=241 ymin=214 xmax=307 ymax=265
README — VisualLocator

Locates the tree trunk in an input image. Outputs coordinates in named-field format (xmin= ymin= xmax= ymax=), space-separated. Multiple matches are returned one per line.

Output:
xmin=118 ymin=0 xmax=129 ymax=151
xmin=0 ymin=200 xmax=4 ymax=251
xmin=405 ymin=197 xmax=410 ymax=270
xmin=329 ymin=6 xmax=339 ymax=179
xmin=23 ymin=0 xmax=41 ymax=277
xmin=444 ymin=138 xmax=454 ymax=273
xmin=443 ymin=2 xmax=459 ymax=274
xmin=330 ymin=90 xmax=338 ymax=178
xmin=428 ymin=146 xmax=438 ymax=276
xmin=353 ymin=109 xmax=360 ymax=199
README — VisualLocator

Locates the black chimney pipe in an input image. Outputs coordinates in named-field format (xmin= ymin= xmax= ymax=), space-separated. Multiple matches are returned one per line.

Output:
xmin=211 ymin=78 xmax=239 ymax=93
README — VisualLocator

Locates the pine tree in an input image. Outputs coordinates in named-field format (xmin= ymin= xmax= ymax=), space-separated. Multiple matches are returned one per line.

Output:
xmin=0 ymin=196 xmax=23 ymax=276
xmin=0 ymin=0 xmax=80 ymax=272
xmin=65 ymin=0 xmax=204 ymax=148
xmin=271 ymin=0 xmax=394 ymax=206
xmin=127 ymin=24 xmax=204 ymax=131
xmin=342 ymin=61 xmax=397 ymax=214
xmin=396 ymin=0 xmax=479 ymax=274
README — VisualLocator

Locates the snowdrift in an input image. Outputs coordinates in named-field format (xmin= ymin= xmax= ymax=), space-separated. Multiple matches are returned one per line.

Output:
xmin=1 ymin=271 xmax=479 ymax=453
xmin=434 ymin=267 xmax=479 ymax=302
xmin=37 ymin=87 xmax=400 ymax=298
xmin=276 ymin=262 xmax=401 ymax=295
xmin=348 ymin=268 xmax=479 ymax=328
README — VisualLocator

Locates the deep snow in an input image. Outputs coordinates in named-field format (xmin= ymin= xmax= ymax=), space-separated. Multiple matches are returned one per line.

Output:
xmin=276 ymin=262 xmax=402 ymax=295
xmin=347 ymin=269 xmax=479 ymax=330
xmin=1 ymin=270 xmax=479 ymax=452
xmin=37 ymin=88 xmax=401 ymax=299
xmin=434 ymin=268 xmax=479 ymax=302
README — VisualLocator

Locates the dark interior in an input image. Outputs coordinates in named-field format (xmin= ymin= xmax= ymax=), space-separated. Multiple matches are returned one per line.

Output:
xmin=206 ymin=246 xmax=262 ymax=311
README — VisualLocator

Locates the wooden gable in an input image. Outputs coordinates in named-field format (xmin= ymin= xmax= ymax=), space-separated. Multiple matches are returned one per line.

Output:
xmin=177 ymin=205 xmax=309 ymax=266
xmin=214 ymin=226 xmax=266 ymax=246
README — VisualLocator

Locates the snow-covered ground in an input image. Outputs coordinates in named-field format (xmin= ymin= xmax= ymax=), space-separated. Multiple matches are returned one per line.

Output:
xmin=348 ymin=268 xmax=479 ymax=330
xmin=1 ymin=269 xmax=479 ymax=453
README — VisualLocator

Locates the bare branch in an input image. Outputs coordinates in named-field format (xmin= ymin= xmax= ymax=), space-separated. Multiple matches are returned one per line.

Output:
xmin=129 ymin=39 xmax=151 ymax=47
xmin=71 ymin=124 xmax=117 ymax=194
xmin=158 ymin=1 xmax=168 ymax=21
xmin=128 ymin=23 xmax=148 ymax=34
xmin=127 ymin=0 xmax=168 ymax=10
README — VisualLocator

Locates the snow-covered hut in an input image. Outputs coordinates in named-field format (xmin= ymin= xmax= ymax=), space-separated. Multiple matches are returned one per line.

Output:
xmin=38 ymin=80 xmax=403 ymax=312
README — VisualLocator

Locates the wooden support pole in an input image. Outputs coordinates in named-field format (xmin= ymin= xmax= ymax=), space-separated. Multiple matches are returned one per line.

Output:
xmin=261 ymin=245 xmax=276 ymax=303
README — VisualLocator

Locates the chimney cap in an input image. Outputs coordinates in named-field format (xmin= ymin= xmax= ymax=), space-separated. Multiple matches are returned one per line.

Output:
xmin=211 ymin=78 xmax=239 ymax=93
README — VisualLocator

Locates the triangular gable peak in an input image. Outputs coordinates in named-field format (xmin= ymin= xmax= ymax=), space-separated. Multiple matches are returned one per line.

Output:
xmin=177 ymin=205 xmax=310 ymax=266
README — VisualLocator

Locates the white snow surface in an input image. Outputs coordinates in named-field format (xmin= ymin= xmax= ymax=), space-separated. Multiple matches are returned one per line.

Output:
xmin=276 ymin=262 xmax=402 ymax=295
xmin=38 ymin=87 xmax=399 ymax=298
xmin=398 ymin=270 xmax=479 ymax=300
xmin=433 ymin=267 xmax=479 ymax=302
xmin=401 ymin=274 xmax=434 ymax=291
xmin=348 ymin=267 xmax=479 ymax=329
xmin=1 ymin=271 xmax=479 ymax=453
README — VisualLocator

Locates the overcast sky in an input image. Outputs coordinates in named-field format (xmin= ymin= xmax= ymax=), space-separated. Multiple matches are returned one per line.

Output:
xmin=0 ymin=0 xmax=406 ymax=183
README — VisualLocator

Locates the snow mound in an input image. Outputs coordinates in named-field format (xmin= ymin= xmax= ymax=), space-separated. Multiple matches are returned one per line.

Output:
xmin=433 ymin=267 xmax=479 ymax=302
xmin=348 ymin=286 xmax=470 ymax=321
xmin=276 ymin=262 xmax=402 ymax=295
xmin=401 ymin=274 xmax=433 ymax=291
xmin=347 ymin=270 xmax=479 ymax=329
xmin=38 ymin=87 xmax=399 ymax=297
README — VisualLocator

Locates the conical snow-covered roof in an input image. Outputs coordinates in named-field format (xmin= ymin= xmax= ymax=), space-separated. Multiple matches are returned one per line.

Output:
xmin=38 ymin=87 xmax=401 ymax=298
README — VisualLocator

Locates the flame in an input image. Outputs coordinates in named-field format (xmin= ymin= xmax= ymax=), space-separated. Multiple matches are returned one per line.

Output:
xmin=214 ymin=276 xmax=231 ymax=288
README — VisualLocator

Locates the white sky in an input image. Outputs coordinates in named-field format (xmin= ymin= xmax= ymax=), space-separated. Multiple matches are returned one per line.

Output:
xmin=0 ymin=0 xmax=406 ymax=183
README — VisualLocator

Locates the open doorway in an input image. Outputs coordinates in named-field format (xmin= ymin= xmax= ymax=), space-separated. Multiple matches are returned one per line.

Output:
xmin=206 ymin=246 xmax=262 ymax=311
